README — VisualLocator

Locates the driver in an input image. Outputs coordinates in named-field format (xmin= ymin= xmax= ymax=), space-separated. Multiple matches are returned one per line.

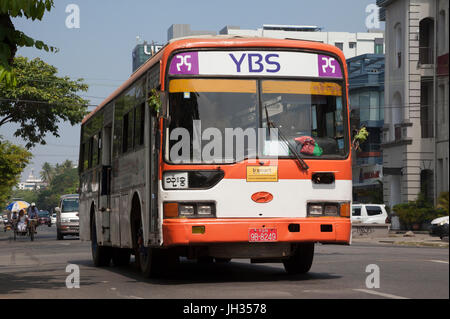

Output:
xmin=27 ymin=203 xmax=38 ymax=233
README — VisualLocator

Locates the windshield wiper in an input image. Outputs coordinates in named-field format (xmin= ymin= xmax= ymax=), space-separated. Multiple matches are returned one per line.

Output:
xmin=264 ymin=105 xmax=309 ymax=171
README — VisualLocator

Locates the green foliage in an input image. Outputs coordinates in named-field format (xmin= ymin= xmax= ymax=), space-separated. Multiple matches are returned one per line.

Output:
xmin=10 ymin=188 xmax=38 ymax=203
xmin=393 ymin=192 xmax=447 ymax=229
xmin=0 ymin=56 xmax=89 ymax=148
xmin=352 ymin=126 xmax=369 ymax=151
xmin=0 ymin=139 xmax=32 ymax=207
xmin=148 ymin=89 xmax=161 ymax=114
xmin=37 ymin=160 xmax=78 ymax=210
xmin=436 ymin=191 xmax=449 ymax=214
xmin=0 ymin=0 xmax=56 ymax=87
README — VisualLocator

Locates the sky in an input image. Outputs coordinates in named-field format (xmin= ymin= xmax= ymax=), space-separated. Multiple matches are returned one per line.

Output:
xmin=0 ymin=0 xmax=383 ymax=181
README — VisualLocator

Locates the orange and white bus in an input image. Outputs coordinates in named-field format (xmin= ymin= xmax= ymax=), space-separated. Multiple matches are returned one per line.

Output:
xmin=79 ymin=36 xmax=352 ymax=276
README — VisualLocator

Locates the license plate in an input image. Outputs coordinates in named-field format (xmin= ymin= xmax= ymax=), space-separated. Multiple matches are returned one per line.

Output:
xmin=249 ymin=228 xmax=277 ymax=242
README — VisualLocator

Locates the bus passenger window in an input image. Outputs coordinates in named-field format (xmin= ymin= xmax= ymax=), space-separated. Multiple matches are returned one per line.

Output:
xmin=134 ymin=103 xmax=145 ymax=147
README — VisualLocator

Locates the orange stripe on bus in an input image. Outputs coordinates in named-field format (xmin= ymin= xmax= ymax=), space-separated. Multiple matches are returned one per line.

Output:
xmin=160 ymin=159 xmax=352 ymax=180
xmin=262 ymin=81 xmax=342 ymax=96
xmin=169 ymin=79 xmax=257 ymax=93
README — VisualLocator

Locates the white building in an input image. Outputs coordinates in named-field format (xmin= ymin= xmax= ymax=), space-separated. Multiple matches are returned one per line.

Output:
xmin=167 ymin=24 xmax=385 ymax=59
xmin=17 ymin=170 xmax=46 ymax=190
xmin=377 ymin=0 xmax=449 ymax=206
xmin=219 ymin=25 xmax=385 ymax=59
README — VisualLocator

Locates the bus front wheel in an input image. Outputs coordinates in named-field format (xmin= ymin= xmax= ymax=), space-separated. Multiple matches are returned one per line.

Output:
xmin=283 ymin=243 xmax=315 ymax=274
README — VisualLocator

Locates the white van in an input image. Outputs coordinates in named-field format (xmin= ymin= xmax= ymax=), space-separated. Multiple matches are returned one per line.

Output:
xmin=55 ymin=194 xmax=79 ymax=240
xmin=351 ymin=204 xmax=389 ymax=224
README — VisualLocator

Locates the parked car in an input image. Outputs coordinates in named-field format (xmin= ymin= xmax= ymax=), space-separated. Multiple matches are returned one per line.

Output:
xmin=351 ymin=204 xmax=389 ymax=224
xmin=55 ymin=194 xmax=79 ymax=240
xmin=50 ymin=213 xmax=57 ymax=225
xmin=38 ymin=210 xmax=52 ymax=227
xmin=430 ymin=216 xmax=449 ymax=239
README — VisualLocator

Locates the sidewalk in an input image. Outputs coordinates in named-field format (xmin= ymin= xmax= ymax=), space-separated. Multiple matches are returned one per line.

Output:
xmin=352 ymin=231 xmax=449 ymax=248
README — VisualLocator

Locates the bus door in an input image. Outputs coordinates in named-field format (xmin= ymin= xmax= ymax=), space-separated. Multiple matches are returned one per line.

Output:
xmin=100 ymin=125 xmax=112 ymax=243
xmin=147 ymin=106 xmax=161 ymax=246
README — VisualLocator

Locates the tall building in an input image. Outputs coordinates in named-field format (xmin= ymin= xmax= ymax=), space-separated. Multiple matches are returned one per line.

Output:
xmin=377 ymin=0 xmax=449 ymax=207
xmin=347 ymin=54 xmax=385 ymax=203
xmin=132 ymin=42 xmax=163 ymax=72
xmin=167 ymin=24 xmax=216 ymax=41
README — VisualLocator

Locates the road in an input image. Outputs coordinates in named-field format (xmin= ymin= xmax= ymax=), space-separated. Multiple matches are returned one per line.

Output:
xmin=0 ymin=224 xmax=448 ymax=300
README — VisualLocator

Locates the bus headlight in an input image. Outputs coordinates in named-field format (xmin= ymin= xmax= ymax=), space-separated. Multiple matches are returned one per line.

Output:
xmin=308 ymin=204 xmax=323 ymax=216
xmin=179 ymin=204 xmax=195 ymax=217
xmin=164 ymin=202 xmax=216 ymax=218
xmin=307 ymin=203 xmax=343 ymax=217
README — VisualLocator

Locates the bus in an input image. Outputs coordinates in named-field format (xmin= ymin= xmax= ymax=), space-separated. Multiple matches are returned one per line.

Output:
xmin=79 ymin=36 xmax=352 ymax=276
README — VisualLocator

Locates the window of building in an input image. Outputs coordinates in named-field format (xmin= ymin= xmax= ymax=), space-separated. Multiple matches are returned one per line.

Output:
xmin=420 ymin=169 xmax=434 ymax=203
xmin=394 ymin=23 xmax=402 ymax=68
xmin=349 ymin=42 xmax=356 ymax=49
xmin=420 ymin=80 xmax=434 ymax=138
xmin=335 ymin=42 xmax=344 ymax=51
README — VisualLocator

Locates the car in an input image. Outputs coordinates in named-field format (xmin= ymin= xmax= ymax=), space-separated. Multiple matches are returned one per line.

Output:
xmin=351 ymin=204 xmax=389 ymax=224
xmin=55 ymin=194 xmax=79 ymax=240
xmin=50 ymin=213 xmax=57 ymax=225
xmin=430 ymin=216 xmax=449 ymax=239
xmin=38 ymin=210 xmax=52 ymax=227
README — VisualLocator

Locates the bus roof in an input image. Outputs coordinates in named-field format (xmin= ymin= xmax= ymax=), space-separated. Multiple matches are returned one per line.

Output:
xmin=82 ymin=36 xmax=346 ymax=125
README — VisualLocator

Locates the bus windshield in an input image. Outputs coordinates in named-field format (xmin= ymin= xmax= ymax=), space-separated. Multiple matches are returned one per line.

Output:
xmin=166 ymin=78 xmax=347 ymax=164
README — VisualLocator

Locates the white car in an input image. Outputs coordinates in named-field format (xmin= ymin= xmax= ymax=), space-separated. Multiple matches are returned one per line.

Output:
xmin=51 ymin=213 xmax=57 ymax=225
xmin=351 ymin=204 xmax=389 ymax=224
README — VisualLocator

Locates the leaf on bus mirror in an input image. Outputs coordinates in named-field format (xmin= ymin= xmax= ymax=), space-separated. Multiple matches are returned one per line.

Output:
xmin=352 ymin=126 xmax=369 ymax=151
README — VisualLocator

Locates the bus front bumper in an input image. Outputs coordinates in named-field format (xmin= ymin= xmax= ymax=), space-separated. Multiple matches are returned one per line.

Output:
xmin=162 ymin=217 xmax=351 ymax=246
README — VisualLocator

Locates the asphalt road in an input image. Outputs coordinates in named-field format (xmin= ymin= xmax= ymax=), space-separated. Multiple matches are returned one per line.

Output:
xmin=0 ymin=224 xmax=448 ymax=299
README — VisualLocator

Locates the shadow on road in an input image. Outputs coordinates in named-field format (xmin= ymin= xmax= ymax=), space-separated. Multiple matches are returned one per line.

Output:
xmin=68 ymin=257 xmax=341 ymax=286
xmin=0 ymin=267 xmax=97 ymax=296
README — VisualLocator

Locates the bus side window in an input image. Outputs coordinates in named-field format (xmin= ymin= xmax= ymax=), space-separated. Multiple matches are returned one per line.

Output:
xmin=134 ymin=103 xmax=145 ymax=147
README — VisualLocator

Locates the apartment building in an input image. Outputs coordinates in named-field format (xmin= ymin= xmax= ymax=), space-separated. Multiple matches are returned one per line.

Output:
xmin=377 ymin=0 xmax=449 ymax=207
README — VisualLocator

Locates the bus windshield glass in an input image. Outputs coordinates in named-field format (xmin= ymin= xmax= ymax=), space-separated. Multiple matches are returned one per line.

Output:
xmin=61 ymin=198 xmax=79 ymax=212
xmin=166 ymin=78 xmax=347 ymax=164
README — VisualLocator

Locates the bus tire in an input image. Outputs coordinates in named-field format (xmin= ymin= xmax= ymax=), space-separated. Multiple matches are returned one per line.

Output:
xmin=112 ymin=248 xmax=131 ymax=266
xmin=283 ymin=243 xmax=315 ymax=274
xmin=91 ymin=216 xmax=111 ymax=267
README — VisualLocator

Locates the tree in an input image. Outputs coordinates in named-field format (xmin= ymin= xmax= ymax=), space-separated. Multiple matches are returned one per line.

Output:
xmin=39 ymin=161 xmax=54 ymax=184
xmin=0 ymin=138 xmax=32 ymax=207
xmin=35 ymin=160 xmax=78 ymax=210
xmin=0 ymin=56 xmax=89 ymax=148
xmin=0 ymin=0 xmax=56 ymax=87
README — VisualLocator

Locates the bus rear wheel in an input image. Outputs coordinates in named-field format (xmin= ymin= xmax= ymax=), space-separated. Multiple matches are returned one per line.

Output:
xmin=91 ymin=216 xmax=111 ymax=267
xmin=283 ymin=243 xmax=315 ymax=274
